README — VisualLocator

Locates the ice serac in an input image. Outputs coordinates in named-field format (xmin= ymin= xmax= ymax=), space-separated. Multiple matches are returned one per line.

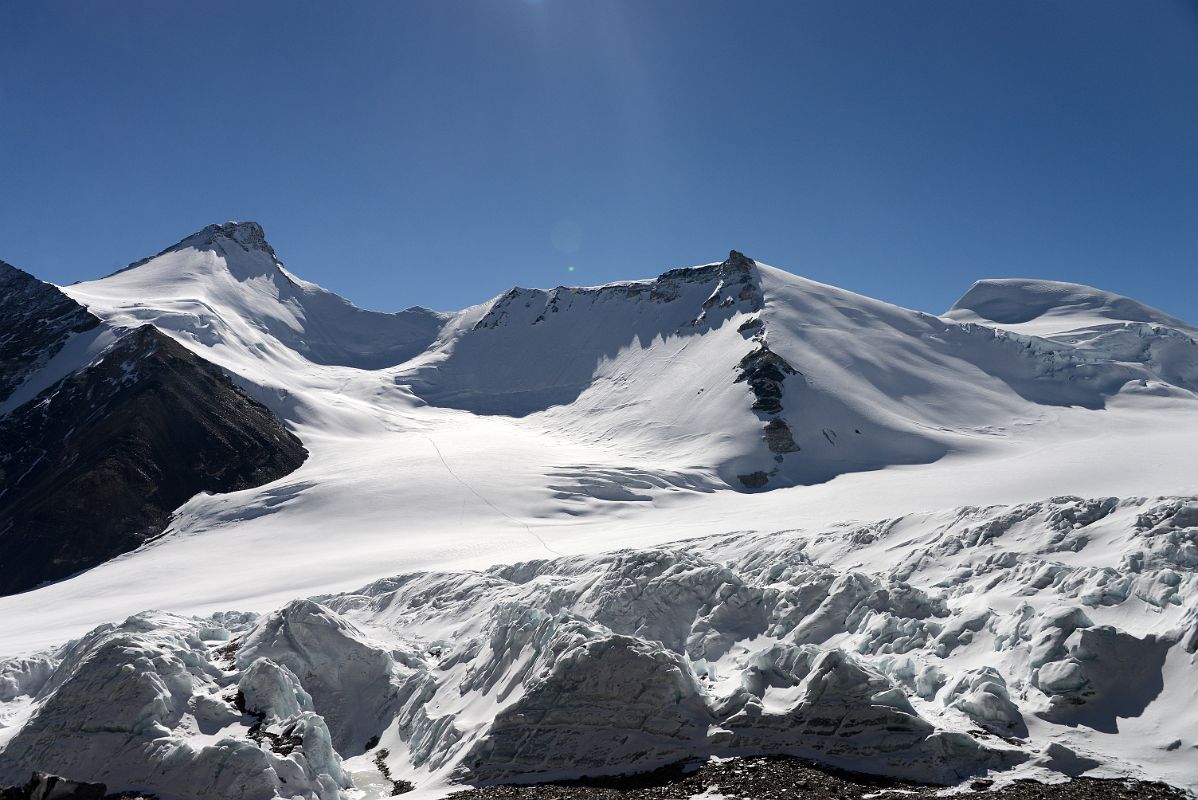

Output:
xmin=0 ymin=612 xmax=349 ymax=800
xmin=67 ymin=221 xmax=449 ymax=371
xmin=0 ymin=324 xmax=307 ymax=596
xmin=235 ymin=599 xmax=414 ymax=757
xmin=458 ymin=623 xmax=715 ymax=783
xmin=321 ymin=544 xmax=1020 ymax=789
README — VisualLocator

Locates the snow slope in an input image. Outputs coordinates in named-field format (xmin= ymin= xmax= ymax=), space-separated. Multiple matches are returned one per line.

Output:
xmin=2 ymin=222 xmax=1197 ymax=797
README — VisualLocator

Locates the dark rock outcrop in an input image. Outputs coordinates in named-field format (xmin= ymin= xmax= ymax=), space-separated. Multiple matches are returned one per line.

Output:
xmin=734 ymin=340 xmax=802 ymax=487
xmin=0 ymin=772 xmax=108 ymax=800
xmin=763 ymin=417 xmax=800 ymax=453
xmin=0 ymin=262 xmax=100 ymax=403
xmin=737 ymin=471 xmax=770 ymax=489
xmin=735 ymin=344 xmax=797 ymax=415
xmin=737 ymin=316 xmax=763 ymax=334
xmin=0 ymin=325 xmax=307 ymax=596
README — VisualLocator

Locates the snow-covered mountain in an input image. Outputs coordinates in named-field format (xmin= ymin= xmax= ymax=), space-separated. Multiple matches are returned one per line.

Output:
xmin=1 ymin=222 xmax=1196 ymax=798
xmin=0 ymin=259 xmax=306 ymax=595
xmin=84 ymin=222 xmax=449 ymax=371
xmin=58 ymin=222 xmax=1198 ymax=493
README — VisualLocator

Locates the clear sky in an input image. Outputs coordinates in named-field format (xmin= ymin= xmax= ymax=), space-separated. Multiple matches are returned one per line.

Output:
xmin=2 ymin=1 xmax=1196 ymax=317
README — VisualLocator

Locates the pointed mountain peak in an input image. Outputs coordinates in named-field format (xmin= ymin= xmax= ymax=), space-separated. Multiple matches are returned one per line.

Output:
xmin=108 ymin=220 xmax=280 ymax=279
xmin=724 ymin=249 xmax=755 ymax=269
xmin=0 ymin=257 xmax=41 ymax=283
xmin=655 ymin=250 xmax=759 ymax=287
xmin=180 ymin=220 xmax=276 ymax=258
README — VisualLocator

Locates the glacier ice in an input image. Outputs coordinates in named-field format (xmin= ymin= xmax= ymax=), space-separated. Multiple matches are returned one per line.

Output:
xmin=4 ymin=496 xmax=1197 ymax=797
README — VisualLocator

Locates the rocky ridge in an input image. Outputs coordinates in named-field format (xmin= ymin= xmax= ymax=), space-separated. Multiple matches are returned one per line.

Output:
xmin=0 ymin=325 xmax=307 ymax=595
xmin=0 ymin=262 xmax=100 ymax=403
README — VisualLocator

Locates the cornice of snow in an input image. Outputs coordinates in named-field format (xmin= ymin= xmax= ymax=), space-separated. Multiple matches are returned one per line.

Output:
xmin=945 ymin=277 xmax=1196 ymax=336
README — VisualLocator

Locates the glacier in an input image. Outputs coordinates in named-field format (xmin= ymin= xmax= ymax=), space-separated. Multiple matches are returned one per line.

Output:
xmin=2 ymin=497 xmax=1197 ymax=797
xmin=2 ymin=222 xmax=1197 ymax=797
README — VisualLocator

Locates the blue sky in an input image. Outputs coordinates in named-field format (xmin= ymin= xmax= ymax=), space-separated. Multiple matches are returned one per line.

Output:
xmin=2 ymin=1 xmax=1195 ymax=317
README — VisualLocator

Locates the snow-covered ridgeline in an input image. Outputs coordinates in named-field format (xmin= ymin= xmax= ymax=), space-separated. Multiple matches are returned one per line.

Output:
xmin=2 ymin=495 xmax=1196 ymax=799
xmin=59 ymin=224 xmax=1198 ymax=492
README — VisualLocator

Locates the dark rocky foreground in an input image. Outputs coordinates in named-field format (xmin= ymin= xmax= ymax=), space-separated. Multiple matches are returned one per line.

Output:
xmin=449 ymin=756 xmax=1192 ymax=800
xmin=0 ymin=771 xmax=155 ymax=799
xmin=3 ymin=758 xmax=1189 ymax=800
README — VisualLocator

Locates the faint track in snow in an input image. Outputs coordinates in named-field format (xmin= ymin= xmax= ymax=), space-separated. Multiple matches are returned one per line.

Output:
xmin=422 ymin=434 xmax=563 ymax=557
